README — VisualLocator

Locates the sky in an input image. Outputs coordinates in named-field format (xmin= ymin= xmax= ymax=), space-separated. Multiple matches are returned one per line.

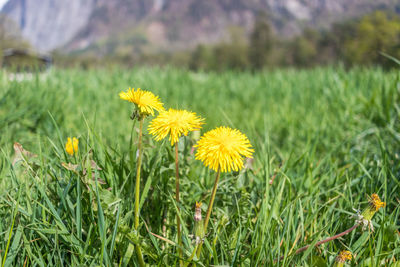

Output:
xmin=0 ymin=0 xmax=7 ymax=10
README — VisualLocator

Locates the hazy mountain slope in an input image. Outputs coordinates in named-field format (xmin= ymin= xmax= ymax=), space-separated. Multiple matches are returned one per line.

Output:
xmin=1 ymin=0 xmax=398 ymax=52
xmin=1 ymin=0 xmax=96 ymax=51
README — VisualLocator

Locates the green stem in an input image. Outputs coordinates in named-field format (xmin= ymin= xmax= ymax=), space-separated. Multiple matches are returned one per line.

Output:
xmin=277 ymin=223 xmax=360 ymax=262
xmin=184 ymin=244 xmax=198 ymax=267
xmin=134 ymin=118 xmax=145 ymax=267
xmin=196 ymin=168 xmax=221 ymax=258
xmin=175 ymin=144 xmax=183 ymax=266
xmin=294 ymin=223 xmax=359 ymax=255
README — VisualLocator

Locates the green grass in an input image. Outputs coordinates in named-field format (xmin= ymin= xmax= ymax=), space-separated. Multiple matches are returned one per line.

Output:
xmin=0 ymin=66 xmax=399 ymax=266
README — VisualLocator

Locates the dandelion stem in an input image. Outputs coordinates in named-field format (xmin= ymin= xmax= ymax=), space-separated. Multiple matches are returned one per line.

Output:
xmin=204 ymin=169 xmax=221 ymax=231
xmin=184 ymin=244 xmax=198 ymax=267
xmin=295 ymin=223 xmax=359 ymax=254
xmin=134 ymin=118 xmax=145 ymax=267
xmin=196 ymin=168 xmax=221 ymax=258
xmin=279 ymin=223 xmax=360 ymax=261
xmin=175 ymin=143 xmax=183 ymax=266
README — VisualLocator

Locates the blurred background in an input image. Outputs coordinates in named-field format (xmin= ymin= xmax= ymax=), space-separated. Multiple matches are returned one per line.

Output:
xmin=0 ymin=0 xmax=400 ymax=70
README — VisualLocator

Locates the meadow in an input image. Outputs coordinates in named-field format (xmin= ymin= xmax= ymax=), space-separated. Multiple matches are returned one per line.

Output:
xmin=0 ymin=66 xmax=399 ymax=266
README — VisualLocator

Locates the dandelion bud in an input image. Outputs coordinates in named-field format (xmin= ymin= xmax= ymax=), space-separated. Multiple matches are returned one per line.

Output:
xmin=193 ymin=202 xmax=204 ymax=244
xmin=194 ymin=201 xmax=202 ymax=222
xmin=65 ymin=137 xmax=79 ymax=156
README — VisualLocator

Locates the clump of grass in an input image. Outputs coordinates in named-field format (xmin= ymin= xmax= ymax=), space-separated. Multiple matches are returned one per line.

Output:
xmin=0 ymin=67 xmax=399 ymax=266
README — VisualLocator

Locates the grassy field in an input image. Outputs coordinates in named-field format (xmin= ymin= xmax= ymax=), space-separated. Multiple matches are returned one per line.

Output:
xmin=0 ymin=66 xmax=399 ymax=266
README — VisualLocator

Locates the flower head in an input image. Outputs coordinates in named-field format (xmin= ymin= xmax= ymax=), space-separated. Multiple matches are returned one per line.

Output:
xmin=119 ymin=88 xmax=164 ymax=116
xmin=149 ymin=109 xmax=204 ymax=145
xmin=355 ymin=193 xmax=386 ymax=231
xmin=369 ymin=193 xmax=386 ymax=212
xmin=336 ymin=250 xmax=352 ymax=263
xmin=65 ymin=137 xmax=79 ymax=156
xmin=195 ymin=126 xmax=254 ymax=172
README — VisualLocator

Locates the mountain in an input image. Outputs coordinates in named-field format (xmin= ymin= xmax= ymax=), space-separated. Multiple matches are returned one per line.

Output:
xmin=1 ymin=0 xmax=398 ymax=53
xmin=1 ymin=0 xmax=95 ymax=51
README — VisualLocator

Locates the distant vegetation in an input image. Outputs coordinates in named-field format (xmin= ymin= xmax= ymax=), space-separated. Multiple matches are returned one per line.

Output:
xmin=1 ymin=10 xmax=399 ymax=70
xmin=54 ymin=11 xmax=400 ymax=70
xmin=187 ymin=11 xmax=400 ymax=70
xmin=0 ymin=15 xmax=37 ymax=70
xmin=0 ymin=15 xmax=30 ymax=53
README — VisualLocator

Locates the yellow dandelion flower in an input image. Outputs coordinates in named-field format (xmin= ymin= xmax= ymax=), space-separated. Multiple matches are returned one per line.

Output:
xmin=65 ymin=137 xmax=79 ymax=156
xmin=119 ymin=88 xmax=164 ymax=116
xmin=195 ymin=126 xmax=254 ymax=172
xmin=369 ymin=193 xmax=386 ymax=211
xmin=148 ymin=109 xmax=204 ymax=145
xmin=336 ymin=250 xmax=352 ymax=263
xmin=357 ymin=193 xmax=386 ymax=231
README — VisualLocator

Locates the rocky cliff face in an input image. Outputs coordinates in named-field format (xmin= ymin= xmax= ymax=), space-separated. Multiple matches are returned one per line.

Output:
xmin=1 ymin=0 xmax=397 ymax=52
xmin=1 ymin=0 xmax=96 ymax=51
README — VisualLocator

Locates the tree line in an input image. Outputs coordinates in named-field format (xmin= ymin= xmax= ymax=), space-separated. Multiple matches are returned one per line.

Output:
xmin=2 ymin=10 xmax=400 ymax=70
xmin=188 ymin=10 xmax=400 ymax=70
